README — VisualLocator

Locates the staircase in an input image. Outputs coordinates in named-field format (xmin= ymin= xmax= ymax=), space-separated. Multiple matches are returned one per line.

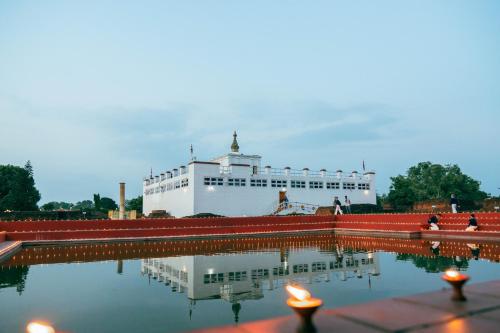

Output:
xmin=273 ymin=202 xmax=320 ymax=215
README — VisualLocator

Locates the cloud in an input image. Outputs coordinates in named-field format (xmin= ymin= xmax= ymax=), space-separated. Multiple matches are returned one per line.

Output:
xmin=0 ymin=94 xmax=411 ymax=202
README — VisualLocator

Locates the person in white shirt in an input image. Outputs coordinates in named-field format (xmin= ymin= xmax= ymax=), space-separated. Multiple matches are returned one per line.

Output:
xmin=344 ymin=196 xmax=351 ymax=214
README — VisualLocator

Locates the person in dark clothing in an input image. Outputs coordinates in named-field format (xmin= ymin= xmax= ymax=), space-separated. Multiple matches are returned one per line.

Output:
xmin=430 ymin=241 xmax=441 ymax=256
xmin=428 ymin=214 xmax=441 ymax=230
xmin=466 ymin=214 xmax=478 ymax=231
xmin=467 ymin=243 xmax=480 ymax=260
xmin=450 ymin=194 xmax=458 ymax=213
xmin=333 ymin=196 xmax=343 ymax=215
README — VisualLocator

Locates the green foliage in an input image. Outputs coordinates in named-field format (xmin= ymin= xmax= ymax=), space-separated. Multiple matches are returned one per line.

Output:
xmin=100 ymin=197 xmax=118 ymax=211
xmin=0 ymin=266 xmax=30 ymax=295
xmin=24 ymin=160 xmax=33 ymax=177
xmin=350 ymin=204 xmax=383 ymax=214
xmin=184 ymin=212 xmax=224 ymax=218
xmin=387 ymin=162 xmax=487 ymax=211
xmin=93 ymin=193 xmax=101 ymax=211
xmin=0 ymin=162 xmax=41 ymax=211
xmin=41 ymin=201 xmax=74 ymax=211
xmin=396 ymin=253 xmax=468 ymax=273
xmin=125 ymin=195 xmax=143 ymax=213
xmin=73 ymin=200 xmax=94 ymax=210
xmin=92 ymin=193 xmax=117 ymax=212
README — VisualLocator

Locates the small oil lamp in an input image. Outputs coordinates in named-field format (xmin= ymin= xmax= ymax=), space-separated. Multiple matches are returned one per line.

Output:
xmin=286 ymin=285 xmax=323 ymax=333
xmin=442 ymin=269 xmax=470 ymax=301
xmin=26 ymin=321 xmax=55 ymax=333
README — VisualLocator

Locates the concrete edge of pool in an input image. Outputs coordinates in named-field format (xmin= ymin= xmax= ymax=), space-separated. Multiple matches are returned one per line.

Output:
xmin=0 ymin=240 xmax=22 ymax=261
xmin=189 ymin=279 xmax=500 ymax=333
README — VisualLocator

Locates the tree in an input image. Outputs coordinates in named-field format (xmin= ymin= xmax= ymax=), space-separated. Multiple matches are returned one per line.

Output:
xmin=0 ymin=163 xmax=41 ymax=211
xmin=41 ymin=202 xmax=56 ymax=211
xmin=93 ymin=193 xmax=117 ymax=212
xmin=24 ymin=160 xmax=33 ymax=177
xmin=387 ymin=162 xmax=487 ymax=210
xmin=41 ymin=201 xmax=74 ymax=211
xmin=93 ymin=193 xmax=101 ymax=211
xmin=100 ymin=197 xmax=118 ymax=211
xmin=73 ymin=200 xmax=94 ymax=210
xmin=126 ymin=195 xmax=143 ymax=213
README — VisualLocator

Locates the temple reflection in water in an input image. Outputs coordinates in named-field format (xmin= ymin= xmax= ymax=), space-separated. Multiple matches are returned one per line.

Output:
xmin=140 ymin=247 xmax=380 ymax=305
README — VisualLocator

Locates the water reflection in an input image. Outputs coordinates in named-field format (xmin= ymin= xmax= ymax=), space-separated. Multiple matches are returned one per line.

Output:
xmin=141 ymin=248 xmax=380 ymax=306
xmin=396 ymin=253 xmax=469 ymax=273
xmin=0 ymin=236 xmax=499 ymax=333
xmin=0 ymin=265 xmax=29 ymax=294
xmin=1 ymin=235 xmax=499 ymax=296
xmin=395 ymin=242 xmax=488 ymax=273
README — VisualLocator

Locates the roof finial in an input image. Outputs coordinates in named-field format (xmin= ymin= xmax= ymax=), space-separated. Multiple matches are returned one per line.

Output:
xmin=231 ymin=131 xmax=239 ymax=153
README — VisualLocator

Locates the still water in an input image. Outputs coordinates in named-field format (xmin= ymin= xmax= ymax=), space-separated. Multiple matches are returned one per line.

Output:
xmin=1 ymin=234 xmax=499 ymax=333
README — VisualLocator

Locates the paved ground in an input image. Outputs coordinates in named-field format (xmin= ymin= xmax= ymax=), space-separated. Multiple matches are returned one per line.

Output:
xmin=191 ymin=280 xmax=500 ymax=333
xmin=0 ymin=241 xmax=22 ymax=261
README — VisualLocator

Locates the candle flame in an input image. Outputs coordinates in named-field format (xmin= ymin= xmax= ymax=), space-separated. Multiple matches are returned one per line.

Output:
xmin=26 ymin=322 xmax=55 ymax=333
xmin=445 ymin=270 xmax=459 ymax=278
xmin=286 ymin=285 xmax=311 ymax=301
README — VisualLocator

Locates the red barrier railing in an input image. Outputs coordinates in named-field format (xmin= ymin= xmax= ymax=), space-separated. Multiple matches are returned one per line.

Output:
xmin=2 ymin=213 xmax=499 ymax=242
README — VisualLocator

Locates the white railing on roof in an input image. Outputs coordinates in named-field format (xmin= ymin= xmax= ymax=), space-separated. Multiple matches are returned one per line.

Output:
xmin=258 ymin=167 xmax=365 ymax=180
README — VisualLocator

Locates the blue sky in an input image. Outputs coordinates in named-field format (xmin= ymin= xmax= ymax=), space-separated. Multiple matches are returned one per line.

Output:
xmin=0 ymin=0 xmax=499 ymax=203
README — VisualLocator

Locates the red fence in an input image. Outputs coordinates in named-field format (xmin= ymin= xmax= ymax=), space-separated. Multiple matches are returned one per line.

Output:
xmin=1 ymin=213 xmax=499 ymax=242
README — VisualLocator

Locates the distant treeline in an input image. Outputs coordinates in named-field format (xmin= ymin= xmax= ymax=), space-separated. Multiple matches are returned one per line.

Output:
xmin=0 ymin=160 xmax=495 ymax=218
xmin=0 ymin=210 xmax=107 ymax=221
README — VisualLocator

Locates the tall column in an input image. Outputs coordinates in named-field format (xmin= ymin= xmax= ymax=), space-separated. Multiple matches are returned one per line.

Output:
xmin=119 ymin=182 xmax=125 ymax=220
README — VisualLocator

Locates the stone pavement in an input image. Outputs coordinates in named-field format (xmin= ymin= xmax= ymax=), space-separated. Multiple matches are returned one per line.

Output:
xmin=0 ymin=240 xmax=22 ymax=261
xmin=191 ymin=280 xmax=500 ymax=333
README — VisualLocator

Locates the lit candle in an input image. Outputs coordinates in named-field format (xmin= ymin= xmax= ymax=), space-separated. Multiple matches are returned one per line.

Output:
xmin=286 ymin=285 xmax=323 ymax=308
xmin=442 ymin=269 xmax=470 ymax=301
xmin=443 ymin=269 xmax=468 ymax=282
xmin=26 ymin=321 xmax=55 ymax=333
xmin=286 ymin=285 xmax=323 ymax=333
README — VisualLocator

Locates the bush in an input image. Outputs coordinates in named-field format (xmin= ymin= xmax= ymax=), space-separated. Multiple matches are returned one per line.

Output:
xmin=349 ymin=204 xmax=383 ymax=214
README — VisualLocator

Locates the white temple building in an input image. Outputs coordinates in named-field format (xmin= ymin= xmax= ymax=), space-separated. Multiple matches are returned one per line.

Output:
xmin=143 ymin=132 xmax=376 ymax=217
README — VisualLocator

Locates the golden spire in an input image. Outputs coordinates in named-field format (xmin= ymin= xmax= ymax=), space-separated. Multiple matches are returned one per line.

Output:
xmin=231 ymin=131 xmax=240 ymax=152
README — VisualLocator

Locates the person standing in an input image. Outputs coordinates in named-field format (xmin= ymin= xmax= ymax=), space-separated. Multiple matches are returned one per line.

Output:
xmin=333 ymin=196 xmax=343 ymax=215
xmin=450 ymin=194 xmax=458 ymax=213
xmin=344 ymin=196 xmax=352 ymax=214
xmin=466 ymin=214 xmax=478 ymax=231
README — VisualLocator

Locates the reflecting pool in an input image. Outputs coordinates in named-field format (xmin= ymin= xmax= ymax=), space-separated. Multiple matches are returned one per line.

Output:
xmin=1 ymin=234 xmax=499 ymax=333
